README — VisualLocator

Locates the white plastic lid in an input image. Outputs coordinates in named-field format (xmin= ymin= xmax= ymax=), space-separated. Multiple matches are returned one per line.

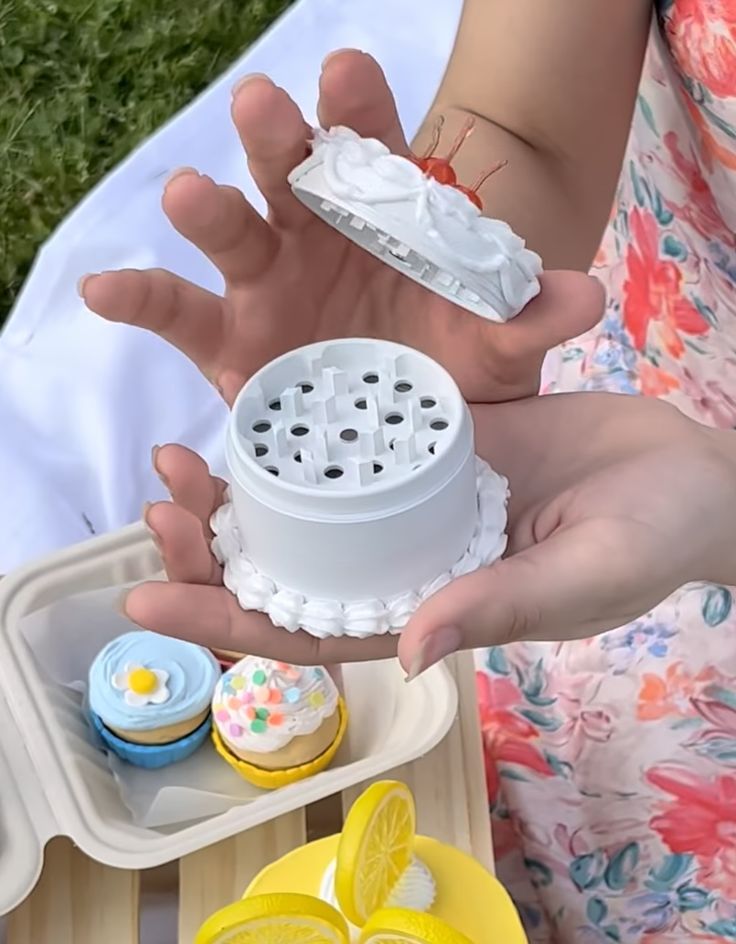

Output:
xmin=287 ymin=126 xmax=543 ymax=323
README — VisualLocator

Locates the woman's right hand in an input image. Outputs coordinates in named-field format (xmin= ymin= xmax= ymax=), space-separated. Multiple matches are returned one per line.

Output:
xmin=80 ymin=50 xmax=603 ymax=406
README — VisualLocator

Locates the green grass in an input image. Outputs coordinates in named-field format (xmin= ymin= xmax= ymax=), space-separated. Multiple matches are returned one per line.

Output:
xmin=0 ymin=0 xmax=293 ymax=322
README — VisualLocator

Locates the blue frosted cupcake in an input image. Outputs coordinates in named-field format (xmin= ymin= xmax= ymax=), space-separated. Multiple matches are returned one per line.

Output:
xmin=88 ymin=631 xmax=220 ymax=769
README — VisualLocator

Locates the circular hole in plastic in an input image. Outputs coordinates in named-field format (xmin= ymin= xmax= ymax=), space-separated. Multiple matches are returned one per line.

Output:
xmin=420 ymin=397 xmax=437 ymax=409
xmin=373 ymin=462 xmax=383 ymax=474
xmin=428 ymin=442 xmax=437 ymax=455
xmin=340 ymin=428 xmax=358 ymax=442
xmin=253 ymin=420 xmax=271 ymax=433
xmin=324 ymin=466 xmax=344 ymax=480
xmin=394 ymin=380 xmax=413 ymax=393
xmin=268 ymin=398 xmax=282 ymax=411
xmin=265 ymin=466 xmax=280 ymax=476
xmin=298 ymin=381 xmax=314 ymax=394
xmin=254 ymin=444 xmax=269 ymax=458
xmin=430 ymin=418 xmax=449 ymax=431
xmin=355 ymin=397 xmax=368 ymax=410
xmin=291 ymin=424 xmax=310 ymax=437
xmin=385 ymin=413 xmax=404 ymax=425
xmin=363 ymin=372 xmax=379 ymax=384
xmin=294 ymin=451 xmax=302 ymax=463
xmin=388 ymin=440 xmax=396 ymax=451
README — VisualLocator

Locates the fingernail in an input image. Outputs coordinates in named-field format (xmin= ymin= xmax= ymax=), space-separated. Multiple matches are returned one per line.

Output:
xmin=164 ymin=166 xmax=198 ymax=191
xmin=322 ymin=48 xmax=363 ymax=69
xmin=142 ymin=501 xmax=163 ymax=550
xmin=151 ymin=444 xmax=170 ymax=490
xmin=116 ymin=588 xmax=130 ymax=618
xmin=405 ymin=626 xmax=462 ymax=682
xmin=77 ymin=273 xmax=97 ymax=298
xmin=232 ymin=72 xmax=272 ymax=98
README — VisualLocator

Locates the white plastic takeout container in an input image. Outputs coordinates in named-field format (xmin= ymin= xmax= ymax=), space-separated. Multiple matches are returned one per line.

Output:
xmin=0 ymin=523 xmax=458 ymax=915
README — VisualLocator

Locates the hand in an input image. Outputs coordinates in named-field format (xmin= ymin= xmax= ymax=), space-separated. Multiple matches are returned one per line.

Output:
xmin=80 ymin=50 xmax=603 ymax=405
xmin=123 ymin=393 xmax=736 ymax=672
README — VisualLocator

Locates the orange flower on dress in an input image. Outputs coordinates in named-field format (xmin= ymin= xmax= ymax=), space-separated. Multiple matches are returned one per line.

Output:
xmin=637 ymin=661 xmax=715 ymax=721
xmin=638 ymin=361 xmax=679 ymax=397
xmin=665 ymin=0 xmax=736 ymax=99
xmin=663 ymin=131 xmax=734 ymax=245
xmin=622 ymin=208 xmax=709 ymax=355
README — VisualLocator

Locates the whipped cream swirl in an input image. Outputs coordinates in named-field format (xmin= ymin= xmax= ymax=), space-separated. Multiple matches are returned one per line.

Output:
xmin=319 ymin=855 xmax=436 ymax=918
xmin=211 ymin=457 xmax=509 ymax=639
xmin=301 ymin=126 xmax=543 ymax=321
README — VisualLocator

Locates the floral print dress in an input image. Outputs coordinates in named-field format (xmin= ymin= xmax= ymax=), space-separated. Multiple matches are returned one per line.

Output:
xmin=477 ymin=3 xmax=736 ymax=941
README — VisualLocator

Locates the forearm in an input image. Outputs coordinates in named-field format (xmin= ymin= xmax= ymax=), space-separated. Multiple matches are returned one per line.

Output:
xmin=412 ymin=0 xmax=652 ymax=271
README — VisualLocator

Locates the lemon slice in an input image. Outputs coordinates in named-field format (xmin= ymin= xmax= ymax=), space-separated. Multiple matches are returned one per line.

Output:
xmin=195 ymin=892 xmax=349 ymax=944
xmin=335 ymin=780 xmax=417 ymax=927
xmin=359 ymin=908 xmax=474 ymax=944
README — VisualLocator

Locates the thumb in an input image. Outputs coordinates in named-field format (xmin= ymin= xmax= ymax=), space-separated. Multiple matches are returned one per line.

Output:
xmin=502 ymin=271 xmax=605 ymax=355
xmin=397 ymin=517 xmax=660 ymax=679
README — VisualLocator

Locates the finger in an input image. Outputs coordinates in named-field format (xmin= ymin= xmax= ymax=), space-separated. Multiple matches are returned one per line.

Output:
xmin=498 ymin=271 xmax=605 ymax=355
xmin=81 ymin=269 xmax=225 ymax=378
xmin=152 ymin=444 xmax=226 ymax=535
xmin=398 ymin=517 xmax=673 ymax=679
xmin=231 ymin=74 xmax=312 ymax=227
xmin=162 ymin=170 xmax=278 ymax=287
xmin=144 ymin=501 xmax=220 ymax=585
xmin=318 ymin=50 xmax=409 ymax=154
xmin=124 ymin=581 xmax=398 ymax=664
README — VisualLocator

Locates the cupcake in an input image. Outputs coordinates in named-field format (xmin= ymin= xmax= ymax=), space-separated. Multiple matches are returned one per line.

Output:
xmin=211 ymin=657 xmax=347 ymax=789
xmin=88 ymin=630 xmax=220 ymax=769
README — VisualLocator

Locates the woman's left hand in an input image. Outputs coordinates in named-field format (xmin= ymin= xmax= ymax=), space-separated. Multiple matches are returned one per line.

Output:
xmin=124 ymin=392 xmax=736 ymax=673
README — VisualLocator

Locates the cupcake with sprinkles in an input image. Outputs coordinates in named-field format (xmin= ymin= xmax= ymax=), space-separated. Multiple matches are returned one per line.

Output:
xmin=211 ymin=656 xmax=347 ymax=789
xmin=88 ymin=630 xmax=220 ymax=769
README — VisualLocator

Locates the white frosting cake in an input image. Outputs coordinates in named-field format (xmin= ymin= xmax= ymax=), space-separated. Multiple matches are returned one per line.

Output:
xmin=213 ymin=338 xmax=510 ymax=640
xmin=288 ymin=126 xmax=543 ymax=322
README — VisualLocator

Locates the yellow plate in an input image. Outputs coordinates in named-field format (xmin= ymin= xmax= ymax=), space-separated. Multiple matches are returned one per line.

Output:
xmin=360 ymin=908 xmax=474 ymax=944
xmin=244 ymin=834 xmax=528 ymax=944
xmin=335 ymin=780 xmax=416 ymax=926
xmin=212 ymin=698 xmax=348 ymax=790
xmin=195 ymin=892 xmax=349 ymax=944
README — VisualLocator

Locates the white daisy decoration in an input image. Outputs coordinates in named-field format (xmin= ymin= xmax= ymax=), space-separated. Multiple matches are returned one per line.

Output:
xmin=112 ymin=662 xmax=170 ymax=707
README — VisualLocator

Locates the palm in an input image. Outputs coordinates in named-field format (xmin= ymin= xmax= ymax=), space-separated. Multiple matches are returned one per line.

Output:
xmin=83 ymin=51 xmax=602 ymax=405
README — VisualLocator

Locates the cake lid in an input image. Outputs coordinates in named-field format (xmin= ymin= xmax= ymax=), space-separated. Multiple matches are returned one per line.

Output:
xmin=287 ymin=123 xmax=543 ymax=323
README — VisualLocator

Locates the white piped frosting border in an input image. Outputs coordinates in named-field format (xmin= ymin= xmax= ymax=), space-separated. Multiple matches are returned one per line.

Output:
xmin=211 ymin=457 xmax=509 ymax=639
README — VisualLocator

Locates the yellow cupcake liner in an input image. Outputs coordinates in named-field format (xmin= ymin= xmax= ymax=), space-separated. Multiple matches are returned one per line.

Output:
xmin=212 ymin=699 xmax=348 ymax=790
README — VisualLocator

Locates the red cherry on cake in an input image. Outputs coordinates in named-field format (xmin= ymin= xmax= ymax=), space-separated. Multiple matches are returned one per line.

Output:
xmin=452 ymin=184 xmax=483 ymax=209
xmin=418 ymin=156 xmax=458 ymax=185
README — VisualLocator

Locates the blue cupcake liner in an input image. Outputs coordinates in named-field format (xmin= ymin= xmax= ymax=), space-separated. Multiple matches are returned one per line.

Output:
xmin=89 ymin=710 xmax=212 ymax=769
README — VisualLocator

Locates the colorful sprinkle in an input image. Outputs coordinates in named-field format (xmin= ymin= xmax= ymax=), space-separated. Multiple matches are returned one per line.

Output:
xmin=309 ymin=691 xmax=325 ymax=708
xmin=250 ymin=719 xmax=267 ymax=734
xmin=229 ymin=723 xmax=243 ymax=738
xmin=228 ymin=696 xmax=240 ymax=710
xmin=254 ymin=686 xmax=270 ymax=704
xmin=255 ymin=707 xmax=269 ymax=721
xmin=246 ymin=707 xmax=257 ymax=720
xmin=286 ymin=667 xmax=301 ymax=680
xmin=314 ymin=668 xmax=324 ymax=679
xmin=242 ymin=691 xmax=254 ymax=704
xmin=215 ymin=710 xmax=229 ymax=723
xmin=269 ymin=688 xmax=283 ymax=705
xmin=230 ymin=676 xmax=245 ymax=691
xmin=268 ymin=713 xmax=284 ymax=727
xmin=286 ymin=687 xmax=301 ymax=704
xmin=253 ymin=669 xmax=267 ymax=686
xmin=275 ymin=661 xmax=290 ymax=671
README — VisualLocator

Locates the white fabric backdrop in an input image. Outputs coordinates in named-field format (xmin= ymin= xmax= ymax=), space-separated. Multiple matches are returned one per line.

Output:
xmin=0 ymin=0 xmax=463 ymax=575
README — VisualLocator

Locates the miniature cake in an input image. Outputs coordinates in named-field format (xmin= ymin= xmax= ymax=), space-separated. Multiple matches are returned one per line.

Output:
xmin=287 ymin=123 xmax=543 ymax=322
xmin=211 ymin=337 xmax=510 ymax=638
xmin=211 ymin=657 xmax=347 ymax=789
xmin=88 ymin=630 xmax=220 ymax=768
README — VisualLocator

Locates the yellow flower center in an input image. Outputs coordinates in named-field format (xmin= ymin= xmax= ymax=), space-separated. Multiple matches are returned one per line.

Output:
xmin=128 ymin=667 xmax=158 ymax=695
